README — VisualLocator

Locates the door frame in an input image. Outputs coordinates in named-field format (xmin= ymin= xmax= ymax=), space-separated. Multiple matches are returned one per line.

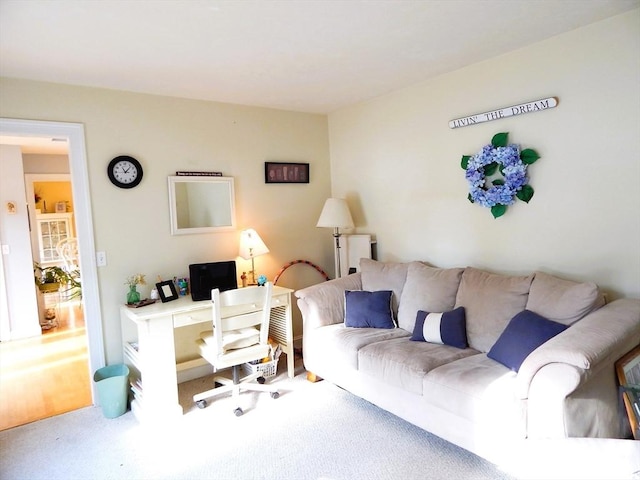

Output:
xmin=0 ymin=118 xmax=105 ymax=402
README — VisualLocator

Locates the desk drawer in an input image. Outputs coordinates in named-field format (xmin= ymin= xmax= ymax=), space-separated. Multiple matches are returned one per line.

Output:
xmin=173 ymin=309 xmax=212 ymax=328
xmin=271 ymin=293 xmax=290 ymax=308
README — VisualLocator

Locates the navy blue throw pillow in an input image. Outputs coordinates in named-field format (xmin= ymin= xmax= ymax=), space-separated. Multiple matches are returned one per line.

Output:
xmin=344 ymin=290 xmax=395 ymax=329
xmin=488 ymin=310 xmax=569 ymax=372
xmin=411 ymin=307 xmax=467 ymax=349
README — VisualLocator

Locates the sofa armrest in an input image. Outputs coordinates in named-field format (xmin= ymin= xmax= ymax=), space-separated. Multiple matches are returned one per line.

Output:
xmin=516 ymin=298 xmax=640 ymax=399
xmin=295 ymin=273 xmax=362 ymax=330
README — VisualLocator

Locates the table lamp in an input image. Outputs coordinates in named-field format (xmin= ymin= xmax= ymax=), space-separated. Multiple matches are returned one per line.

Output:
xmin=316 ymin=198 xmax=354 ymax=278
xmin=239 ymin=228 xmax=270 ymax=285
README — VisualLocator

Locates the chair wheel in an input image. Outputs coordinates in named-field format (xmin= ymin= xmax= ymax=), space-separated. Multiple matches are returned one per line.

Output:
xmin=196 ymin=399 xmax=207 ymax=409
xmin=257 ymin=376 xmax=265 ymax=384
xmin=234 ymin=407 xmax=243 ymax=417
xmin=270 ymin=391 xmax=279 ymax=399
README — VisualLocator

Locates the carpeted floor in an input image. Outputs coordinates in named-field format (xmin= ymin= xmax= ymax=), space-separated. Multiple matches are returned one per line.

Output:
xmin=0 ymin=364 xmax=515 ymax=480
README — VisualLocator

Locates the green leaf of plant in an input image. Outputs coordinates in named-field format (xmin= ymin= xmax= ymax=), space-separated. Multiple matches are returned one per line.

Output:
xmin=491 ymin=132 xmax=508 ymax=148
xmin=516 ymin=184 xmax=534 ymax=203
xmin=484 ymin=162 xmax=499 ymax=176
xmin=491 ymin=204 xmax=507 ymax=218
xmin=520 ymin=149 xmax=540 ymax=165
xmin=492 ymin=179 xmax=504 ymax=186
xmin=461 ymin=155 xmax=470 ymax=170
xmin=467 ymin=193 xmax=474 ymax=203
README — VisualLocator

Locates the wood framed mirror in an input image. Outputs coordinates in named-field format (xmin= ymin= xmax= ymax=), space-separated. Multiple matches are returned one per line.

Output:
xmin=168 ymin=176 xmax=236 ymax=235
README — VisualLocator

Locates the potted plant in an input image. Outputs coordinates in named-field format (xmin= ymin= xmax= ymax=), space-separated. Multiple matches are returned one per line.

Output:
xmin=34 ymin=262 xmax=82 ymax=299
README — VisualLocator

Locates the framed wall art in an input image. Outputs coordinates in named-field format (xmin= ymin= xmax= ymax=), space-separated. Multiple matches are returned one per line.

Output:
xmin=265 ymin=162 xmax=309 ymax=184
xmin=616 ymin=346 xmax=640 ymax=439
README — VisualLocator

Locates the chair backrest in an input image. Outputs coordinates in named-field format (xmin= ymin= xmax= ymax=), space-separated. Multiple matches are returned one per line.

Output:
xmin=211 ymin=282 xmax=273 ymax=355
xmin=56 ymin=237 xmax=79 ymax=272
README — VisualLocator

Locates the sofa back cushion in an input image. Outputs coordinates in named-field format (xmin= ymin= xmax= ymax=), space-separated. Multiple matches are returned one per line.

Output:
xmin=454 ymin=267 xmax=534 ymax=352
xmin=397 ymin=262 xmax=464 ymax=332
xmin=360 ymin=258 xmax=411 ymax=319
xmin=526 ymin=271 xmax=605 ymax=325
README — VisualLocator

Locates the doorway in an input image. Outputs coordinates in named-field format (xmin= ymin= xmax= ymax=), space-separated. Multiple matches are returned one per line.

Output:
xmin=0 ymin=118 xmax=104 ymax=427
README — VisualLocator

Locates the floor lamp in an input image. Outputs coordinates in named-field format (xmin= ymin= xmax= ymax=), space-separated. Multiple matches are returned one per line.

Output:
xmin=239 ymin=228 xmax=269 ymax=285
xmin=316 ymin=198 xmax=354 ymax=279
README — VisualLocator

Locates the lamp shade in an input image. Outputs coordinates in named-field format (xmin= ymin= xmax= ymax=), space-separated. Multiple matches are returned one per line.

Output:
xmin=316 ymin=198 xmax=354 ymax=229
xmin=238 ymin=228 xmax=269 ymax=259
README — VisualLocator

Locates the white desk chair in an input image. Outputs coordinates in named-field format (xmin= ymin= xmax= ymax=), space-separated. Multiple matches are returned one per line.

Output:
xmin=193 ymin=282 xmax=279 ymax=416
xmin=56 ymin=237 xmax=79 ymax=273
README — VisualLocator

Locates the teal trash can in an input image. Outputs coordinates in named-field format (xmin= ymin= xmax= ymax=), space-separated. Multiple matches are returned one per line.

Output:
xmin=93 ymin=364 xmax=129 ymax=418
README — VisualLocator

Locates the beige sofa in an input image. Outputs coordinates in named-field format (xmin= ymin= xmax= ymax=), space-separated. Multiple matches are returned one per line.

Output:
xmin=295 ymin=259 xmax=640 ymax=463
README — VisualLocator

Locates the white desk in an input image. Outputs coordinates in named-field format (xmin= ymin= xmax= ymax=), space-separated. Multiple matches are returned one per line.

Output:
xmin=120 ymin=286 xmax=293 ymax=423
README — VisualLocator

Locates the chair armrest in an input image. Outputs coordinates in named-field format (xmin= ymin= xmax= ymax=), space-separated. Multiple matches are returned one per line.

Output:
xmin=516 ymin=298 xmax=640 ymax=399
xmin=295 ymin=273 xmax=362 ymax=330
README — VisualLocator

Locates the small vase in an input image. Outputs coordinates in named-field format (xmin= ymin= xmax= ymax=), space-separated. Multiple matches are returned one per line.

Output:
xmin=127 ymin=285 xmax=141 ymax=304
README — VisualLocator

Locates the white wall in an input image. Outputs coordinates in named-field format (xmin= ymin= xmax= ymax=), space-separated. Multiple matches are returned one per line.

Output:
xmin=0 ymin=83 xmax=333 ymax=362
xmin=328 ymin=10 xmax=640 ymax=299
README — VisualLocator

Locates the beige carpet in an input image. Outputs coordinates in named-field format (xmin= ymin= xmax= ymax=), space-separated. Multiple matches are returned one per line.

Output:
xmin=0 ymin=360 xmax=515 ymax=480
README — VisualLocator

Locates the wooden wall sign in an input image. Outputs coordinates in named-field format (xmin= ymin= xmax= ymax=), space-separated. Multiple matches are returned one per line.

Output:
xmin=449 ymin=97 xmax=558 ymax=129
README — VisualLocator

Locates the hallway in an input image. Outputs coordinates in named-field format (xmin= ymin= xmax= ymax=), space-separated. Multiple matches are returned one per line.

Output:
xmin=0 ymin=300 xmax=91 ymax=430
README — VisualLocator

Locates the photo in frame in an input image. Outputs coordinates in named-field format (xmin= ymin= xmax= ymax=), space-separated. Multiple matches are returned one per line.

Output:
xmin=265 ymin=162 xmax=309 ymax=184
xmin=616 ymin=346 xmax=640 ymax=439
xmin=156 ymin=280 xmax=179 ymax=303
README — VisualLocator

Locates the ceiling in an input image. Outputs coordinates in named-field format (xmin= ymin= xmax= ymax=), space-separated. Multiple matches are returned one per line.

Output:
xmin=1 ymin=0 xmax=638 ymax=120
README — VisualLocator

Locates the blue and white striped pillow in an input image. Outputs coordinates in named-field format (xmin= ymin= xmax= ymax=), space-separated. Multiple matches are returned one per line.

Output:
xmin=411 ymin=307 xmax=468 ymax=349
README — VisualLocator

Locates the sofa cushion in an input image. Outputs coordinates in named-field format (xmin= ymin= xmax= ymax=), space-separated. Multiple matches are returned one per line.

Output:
xmin=309 ymin=323 xmax=410 ymax=370
xmin=411 ymin=307 xmax=467 ymax=349
xmin=422 ymin=354 xmax=526 ymax=438
xmin=488 ymin=310 xmax=569 ymax=372
xmin=526 ymin=271 xmax=605 ymax=325
xmin=359 ymin=337 xmax=477 ymax=395
xmin=455 ymin=267 xmax=534 ymax=352
xmin=344 ymin=290 xmax=395 ymax=329
xmin=360 ymin=258 xmax=412 ymax=318
xmin=397 ymin=262 xmax=464 ymax=332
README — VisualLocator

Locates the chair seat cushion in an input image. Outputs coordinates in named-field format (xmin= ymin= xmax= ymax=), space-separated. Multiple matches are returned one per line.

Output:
xmin=200 ymin=327 xmax=260 ymax=352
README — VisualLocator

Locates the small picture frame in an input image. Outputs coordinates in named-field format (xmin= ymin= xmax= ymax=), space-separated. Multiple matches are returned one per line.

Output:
xmin=55 ymin=201 xmax=67 ymax=213
xmin=616 ymin=346 xmax=640 ymax=439
xmin=156 ymin=280 xmax=179 ymax=303
xmin=265 ymin=162 xmax=309 ymax=184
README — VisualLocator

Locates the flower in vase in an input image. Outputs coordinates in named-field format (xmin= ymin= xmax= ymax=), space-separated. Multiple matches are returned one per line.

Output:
xmin=125 ymin=274 xmax=147 ymax=288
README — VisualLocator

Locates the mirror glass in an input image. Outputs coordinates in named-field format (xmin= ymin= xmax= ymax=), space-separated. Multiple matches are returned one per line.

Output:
xmin=168 ymin=176 xmax=236 ymax=235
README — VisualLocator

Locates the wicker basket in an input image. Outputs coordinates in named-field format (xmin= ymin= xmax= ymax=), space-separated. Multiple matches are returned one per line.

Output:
xmin=243 ymin=358 xmax=278 ymax=378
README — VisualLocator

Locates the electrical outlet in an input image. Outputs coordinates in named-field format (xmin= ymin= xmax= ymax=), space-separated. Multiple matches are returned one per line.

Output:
xmin=96 ymin=251 xmax=107 ymax=267
xmin=1 ymin=245 xmax=9 ymax=255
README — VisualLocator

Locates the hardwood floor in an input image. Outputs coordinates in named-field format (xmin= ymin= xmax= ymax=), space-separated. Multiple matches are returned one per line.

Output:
xmin=0 ymin=300 xmax=91 ymax=431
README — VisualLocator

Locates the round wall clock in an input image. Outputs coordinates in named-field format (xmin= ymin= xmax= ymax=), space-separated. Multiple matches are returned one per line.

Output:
xmin=107 ymin=155 xmax=143 ymax=189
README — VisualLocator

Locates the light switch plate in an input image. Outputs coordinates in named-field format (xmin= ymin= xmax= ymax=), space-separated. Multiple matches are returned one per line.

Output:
xmin=96 ymin=251 xmax=107 ymax=267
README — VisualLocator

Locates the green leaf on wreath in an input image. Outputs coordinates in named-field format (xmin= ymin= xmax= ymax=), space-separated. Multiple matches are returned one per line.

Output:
xmin=461 ymin=155 xmax=470 ymax=169
xmin=491 ymin=132 xmax=508 ymax=148
xmin=491 ymin=204 xmax=507 ymax=218
xmin=467 ymin=193 xmax=474 ymax=203
xmin=484 ymin=162 xmax=499 ymax=176
xmin=492 ymin=179 xmax=504 ymax=186
xmin=516 ymin=184 xmax=534 ymax=203
xmin=520 ymin=149 xmax=540 ymax=165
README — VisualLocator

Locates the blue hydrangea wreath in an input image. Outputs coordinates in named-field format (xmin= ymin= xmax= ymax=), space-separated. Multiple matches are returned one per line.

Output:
xmin=461 ymin=132 xmax=539 ymax=219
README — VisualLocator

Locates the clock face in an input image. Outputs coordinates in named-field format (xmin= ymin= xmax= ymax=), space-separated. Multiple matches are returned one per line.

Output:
xmin=108 ymin=156 xmax=143 ymax=189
